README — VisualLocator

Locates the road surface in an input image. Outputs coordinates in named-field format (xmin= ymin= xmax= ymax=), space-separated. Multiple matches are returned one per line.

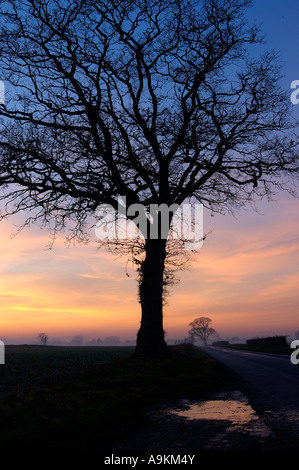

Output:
xmin=200 ymin=346 xmax=299 ymax=450
xmin=201 ymin=346 xmax=299 ymax=412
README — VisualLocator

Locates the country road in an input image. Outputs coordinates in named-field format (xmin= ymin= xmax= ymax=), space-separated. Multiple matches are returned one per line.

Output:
xmin=201 ymin=346 xmax=299 ymax=412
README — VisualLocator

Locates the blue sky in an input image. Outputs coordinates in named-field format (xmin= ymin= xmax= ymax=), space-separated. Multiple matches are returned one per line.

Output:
xmin=249 ymin=0 xmax=299 ymax=119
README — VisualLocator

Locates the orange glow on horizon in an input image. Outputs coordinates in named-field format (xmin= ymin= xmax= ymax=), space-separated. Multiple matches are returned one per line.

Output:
xmin=0 ymin=194 xmax=298 ymax=344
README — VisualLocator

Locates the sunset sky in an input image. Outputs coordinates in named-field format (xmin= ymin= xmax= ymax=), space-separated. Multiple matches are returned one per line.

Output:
xmin=0 ymin=0 xmax=298 ymax=345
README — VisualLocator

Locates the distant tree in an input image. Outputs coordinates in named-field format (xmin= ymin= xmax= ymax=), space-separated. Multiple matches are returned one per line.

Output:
xmin=38 ymin=332 xmax=49 ymax=346
xmin=295 ymin=331 xmax=299 ymax=339
xmin=188 ymin=317 xmax=217 ymax=346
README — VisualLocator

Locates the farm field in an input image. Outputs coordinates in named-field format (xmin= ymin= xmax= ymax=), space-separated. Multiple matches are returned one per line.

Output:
xmin=0 ymin=344 xmax=220 ymax=450
xmin=0 ymin=344 xmax=134 ymax=400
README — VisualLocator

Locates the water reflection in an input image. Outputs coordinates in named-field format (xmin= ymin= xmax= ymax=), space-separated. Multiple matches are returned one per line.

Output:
xmin=172 ymin=391 xmax=257 ymax=424
xmin=168 ymin=391 xmax=273 ymax=438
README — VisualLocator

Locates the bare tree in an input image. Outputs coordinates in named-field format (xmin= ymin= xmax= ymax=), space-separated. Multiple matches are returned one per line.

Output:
xmin=38 ymin=332 xmax=49 ymax=346
xmin=0 ymin=0 xmax=298 ymax=356
xmin=188 ymin=317 xmax=217 ymax=346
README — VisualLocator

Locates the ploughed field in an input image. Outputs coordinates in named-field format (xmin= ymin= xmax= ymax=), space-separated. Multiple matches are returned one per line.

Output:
xmin=0 ymin=344 xmax=134 ymax=400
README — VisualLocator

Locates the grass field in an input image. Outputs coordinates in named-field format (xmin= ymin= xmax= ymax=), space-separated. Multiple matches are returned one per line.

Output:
xmin=0 ymin=343 xmax=220 ymax=450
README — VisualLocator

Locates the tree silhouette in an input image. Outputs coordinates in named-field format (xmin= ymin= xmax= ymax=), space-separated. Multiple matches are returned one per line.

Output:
xmin=38 ymin=333 xmax=49 ymax=346
xmin=0 ymin=0 xmax=298 ymax=356
xmin=188 ymin=317 xmax=217 ymax=346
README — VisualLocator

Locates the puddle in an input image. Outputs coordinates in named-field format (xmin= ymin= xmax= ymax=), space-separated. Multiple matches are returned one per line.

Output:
xmin=172 ymin=393 xmax=256 ymax=424
xmin=167 ymin=391 xmax=273 ymax=438
xmin=173 ymin=399 xmax=256 ymax=424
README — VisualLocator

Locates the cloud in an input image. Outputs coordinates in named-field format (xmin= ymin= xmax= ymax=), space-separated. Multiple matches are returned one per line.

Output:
xmin=258 ymin=274 xmax=299 ymax=299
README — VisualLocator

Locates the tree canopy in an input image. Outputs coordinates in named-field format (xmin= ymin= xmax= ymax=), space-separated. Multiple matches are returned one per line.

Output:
xmin=188 ymin=317 xmax=218 ymax=346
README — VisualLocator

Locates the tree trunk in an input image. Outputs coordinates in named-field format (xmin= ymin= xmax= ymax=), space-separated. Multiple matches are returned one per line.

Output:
xmin=135 ymin=238 xmax=168 ymax=357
